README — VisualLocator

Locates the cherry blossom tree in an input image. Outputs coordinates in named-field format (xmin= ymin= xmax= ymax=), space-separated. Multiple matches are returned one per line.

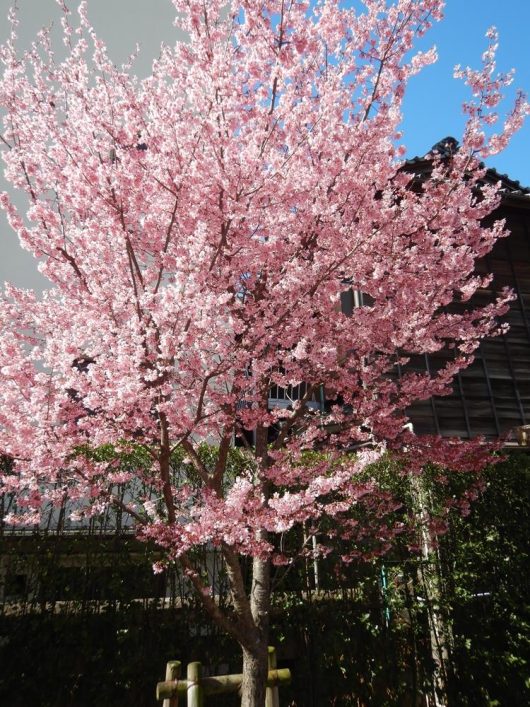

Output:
xmin=0 ymin=1 xmax=527 ymax=703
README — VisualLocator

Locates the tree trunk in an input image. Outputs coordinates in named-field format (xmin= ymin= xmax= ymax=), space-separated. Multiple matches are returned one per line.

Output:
xmin=240 ymin=551 xmax=271 ymax=706
xmin=240 ymin=641 xmax=269 ymax=707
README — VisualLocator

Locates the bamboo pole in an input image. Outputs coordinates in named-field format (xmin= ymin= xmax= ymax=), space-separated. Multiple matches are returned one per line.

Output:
xmin=163 ymin=661 xmax=181 ymax=707
xmin=187 ymin=661 xmax=203 ymax=707
xmin=265 ymin=646 xmax=279 ymax=707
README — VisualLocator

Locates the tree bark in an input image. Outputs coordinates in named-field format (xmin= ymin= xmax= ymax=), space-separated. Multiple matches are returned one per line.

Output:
xmin=240 ymin=552 xmax=271 ymax=706
xmin=241 ymin=642 xmax=269 ymax=707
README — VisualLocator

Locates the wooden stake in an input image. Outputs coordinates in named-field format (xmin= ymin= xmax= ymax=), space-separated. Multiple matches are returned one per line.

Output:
xmin=187 ymin=661 xmax=203 ymax=707
xmin=266 ymin=646 xmax=280 ymax=707
xmin=163 ymin=661 xmax=181 ymax=707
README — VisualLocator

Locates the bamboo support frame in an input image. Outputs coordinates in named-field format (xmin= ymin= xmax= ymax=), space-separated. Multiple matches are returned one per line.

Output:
xmin=156 ymin=648 xmax=291 ymax=703
xmin=156 ymin=669 xmax=291 ymax=700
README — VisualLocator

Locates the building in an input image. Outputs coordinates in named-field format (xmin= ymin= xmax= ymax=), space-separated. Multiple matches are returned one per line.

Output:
xmin=405 ymin=146 xmax=530 ymax=440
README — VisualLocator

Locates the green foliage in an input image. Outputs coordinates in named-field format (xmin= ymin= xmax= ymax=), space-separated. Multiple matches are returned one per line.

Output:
xmin=270 ymin=578 xmax=435 ymax=706
xmin=0 ymin=607 xmax=240 ymax=707
xmin=271 ymin=451 xmax=530 ymax=705
xmin=441 ymin=452 xmax=530 ymax=706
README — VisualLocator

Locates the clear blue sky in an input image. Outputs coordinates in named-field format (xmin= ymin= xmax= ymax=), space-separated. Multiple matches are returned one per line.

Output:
xmin=400 ymin=0 xmax=530 ymax=186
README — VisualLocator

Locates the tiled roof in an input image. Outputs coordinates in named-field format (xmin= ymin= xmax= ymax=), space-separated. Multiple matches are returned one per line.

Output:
xmin=404 ymin=137 xmax=530 ymax=200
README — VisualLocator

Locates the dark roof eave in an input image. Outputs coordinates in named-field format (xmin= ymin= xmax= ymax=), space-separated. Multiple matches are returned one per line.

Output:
xmin=402 ymin=155 xmax=530 ymax=208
